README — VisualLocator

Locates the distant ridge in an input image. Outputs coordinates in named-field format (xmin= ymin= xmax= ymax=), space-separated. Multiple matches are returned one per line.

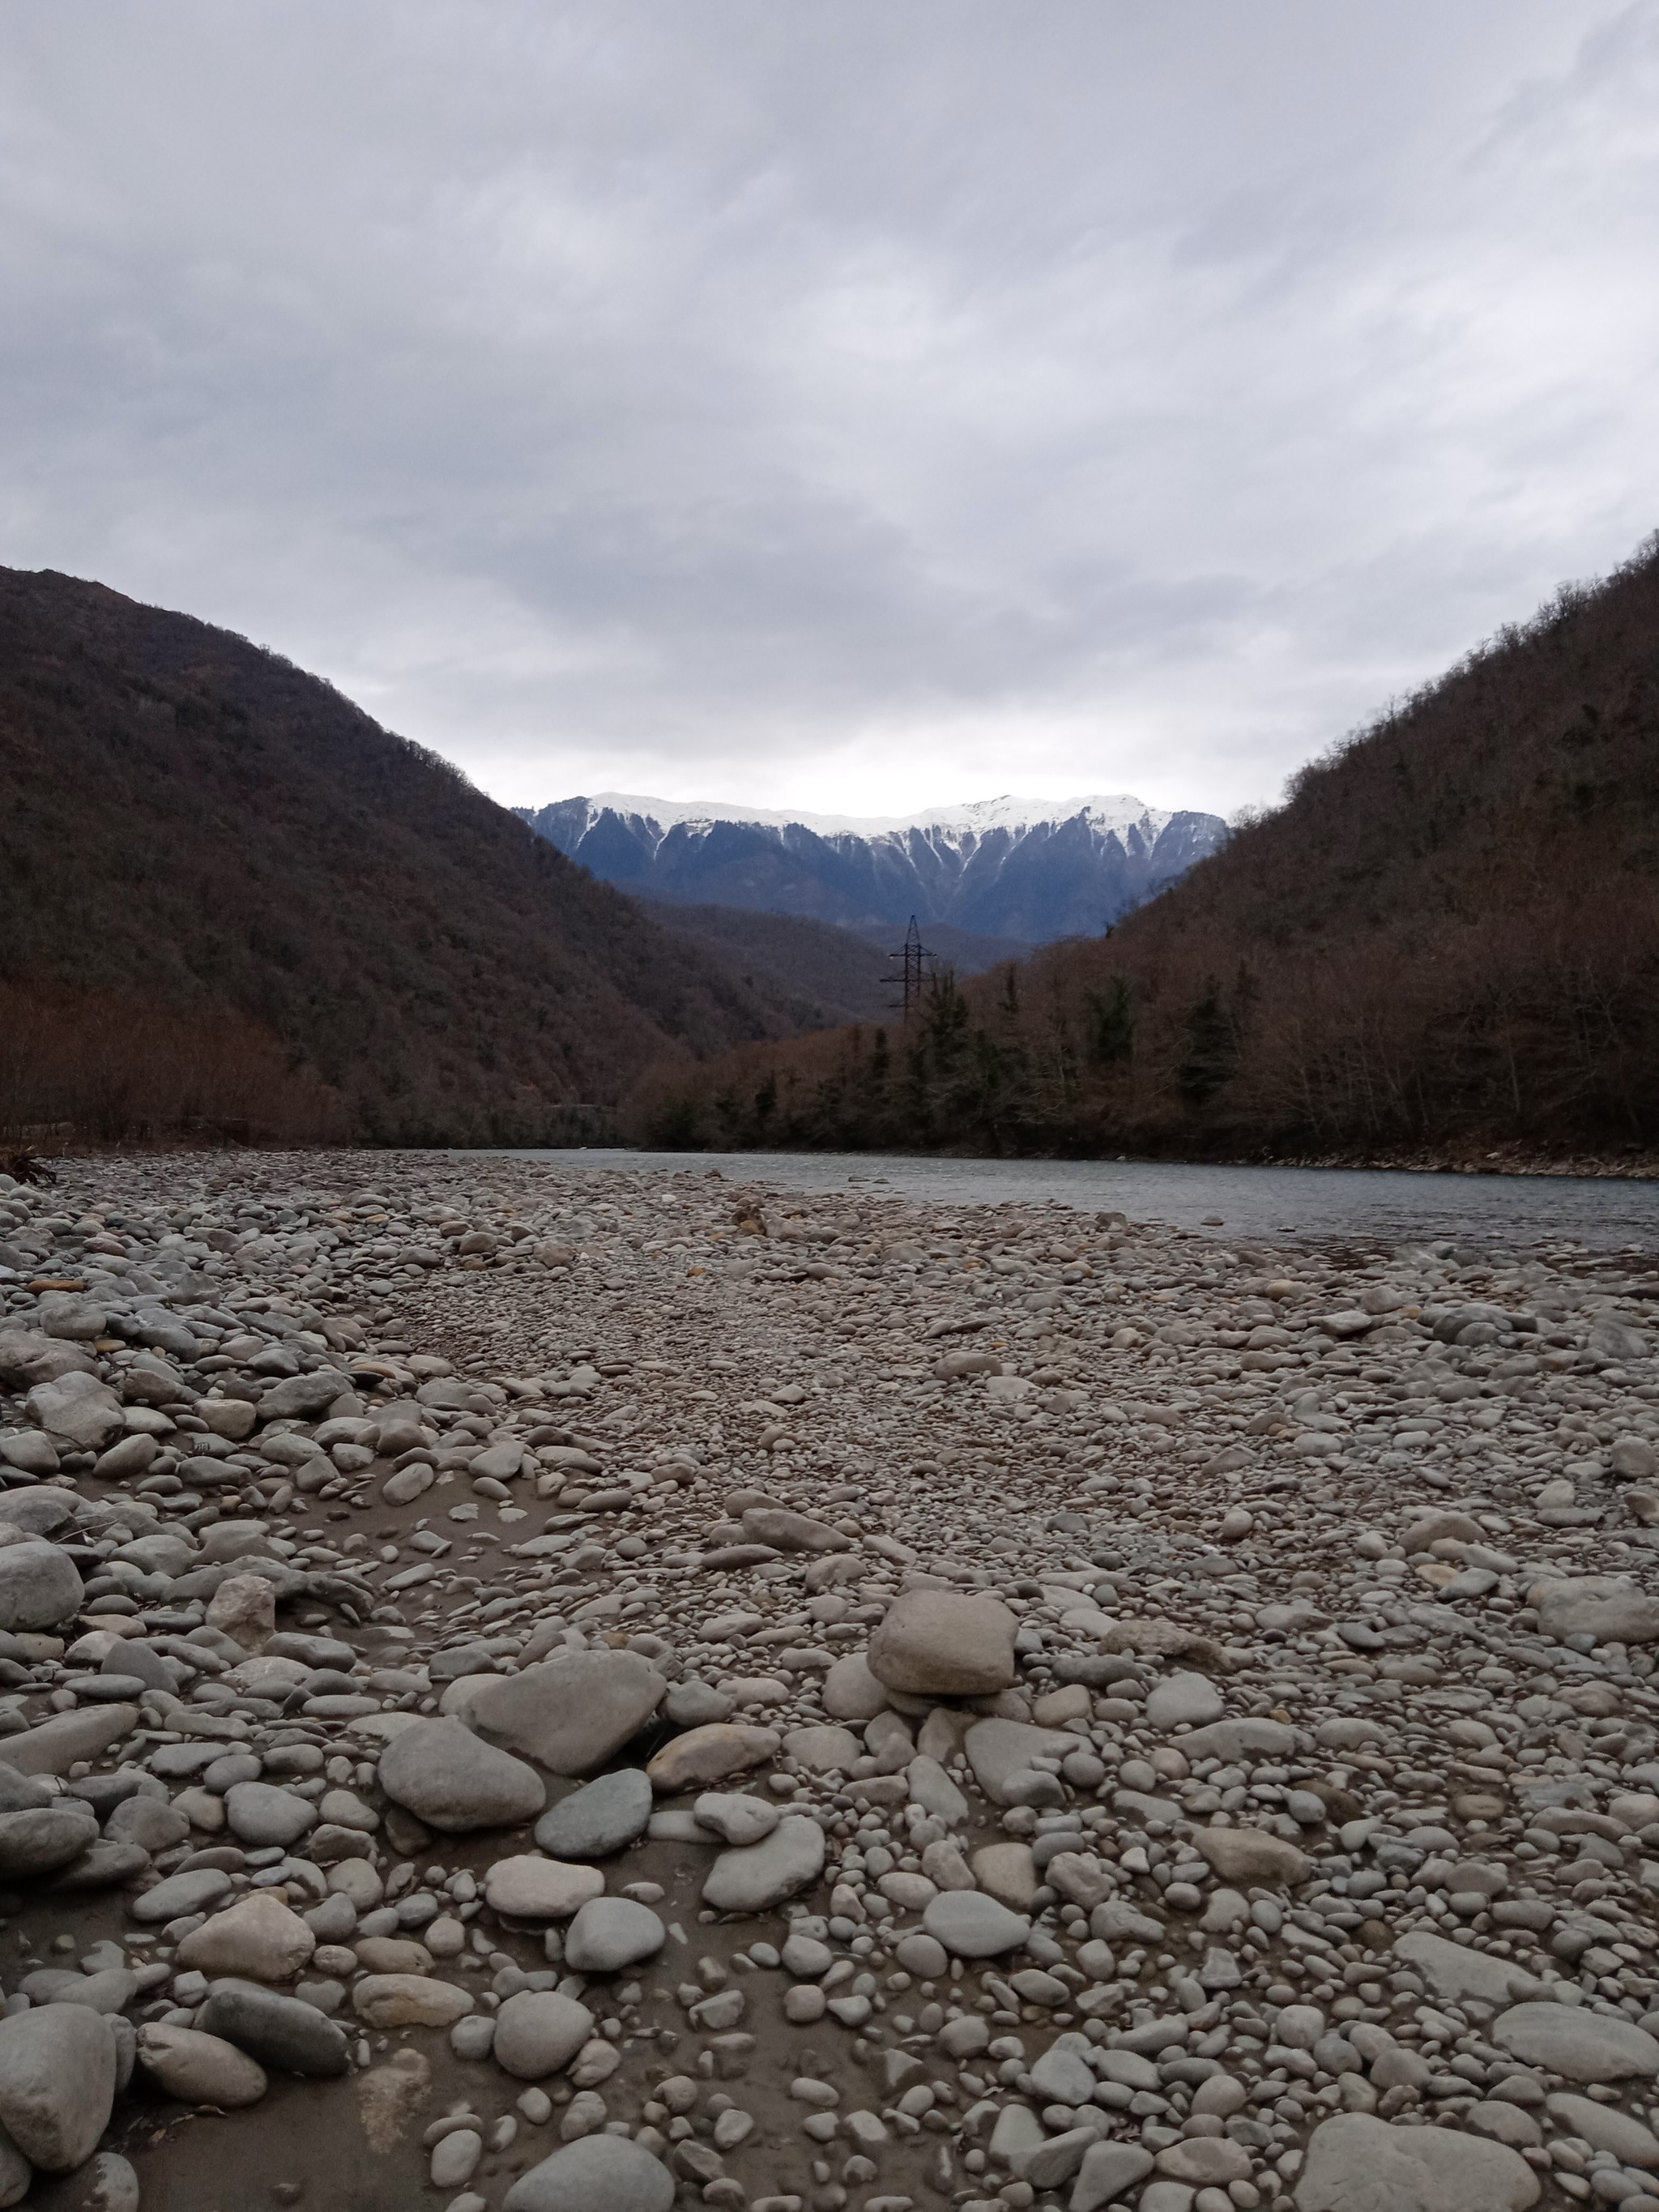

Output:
xmin=0 ymin=568 xmax=809 ymax=1144
xmin=518 ymin=789 xmax=1227 ymax=942
xmin=629 ymin=536 xmax=1659 ymax=1160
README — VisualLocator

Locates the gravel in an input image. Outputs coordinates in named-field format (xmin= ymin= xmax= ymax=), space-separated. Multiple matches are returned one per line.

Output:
xmin=2 ymin=1148 xmax=1658 ymax=2211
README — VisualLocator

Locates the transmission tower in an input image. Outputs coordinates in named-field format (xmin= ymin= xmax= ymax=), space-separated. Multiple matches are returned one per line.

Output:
xmin=887 ymin=915 xmax=935 ymax=1022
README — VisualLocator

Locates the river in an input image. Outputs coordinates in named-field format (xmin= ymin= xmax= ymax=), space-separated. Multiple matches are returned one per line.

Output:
xmin=485 ymin=1148 xmax=1658 ymax=1253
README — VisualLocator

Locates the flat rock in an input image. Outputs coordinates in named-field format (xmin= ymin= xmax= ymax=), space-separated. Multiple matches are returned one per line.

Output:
xmin=646 ymin=1723 xmax=779 ymax=1794
xmin=132 ymin=1868 xmax=234 ymax=1924
xmin=1394 ymin=1931 xmax=1530 ymax=2006
xmin=922 ymin=1890 xmax=1032 ymax=1958
xmin=1176 ymin=1717 xmax=1296 ymax=1762
xmin=1145 ymin=1671 xmax=1225 ymax=1730
xmin=1195 ymin=1827 xmax=1309 ymax=1886
xmin=701 ymin=1813 xmax=825 ymax=1912
xmin=352 ymin=1975 xmax=473 ymax=2027
xmin=535 ymin=1769 xmax=654 ymax=1860
xmin=377 ymin=1717 xmax=544 ymax=1832
xmin=1493 ymin=2001 xmax=1659 ymax=2083
xmin=467 ymin=1651 xmax=666 ymax=1777
xmin=962 ymin=1719 xmax=1075 ymax=1805
xmin=0 ymin=1706 xmax=139 ymax=1777
xmin=739 ymin=1507 xmax=849 ymax=1553
xmin=484 ymin=1856 xmax=604 ymax=1919
xmin=1295 ymin=2113 xmax=1538 ymax=2210
xmin=867 ymin=1589 xmax=1017 ymax=1695
xmin=1533 ymin=1576 xmax=1659 ymax=1645
xmin=1543 ymin=2092 xmax=1659 ymax=2167
xmin=503 ymin=2134 xmax=675 ymax=2212
xmin=136 ymin=2023 xmax=267 ymax=2107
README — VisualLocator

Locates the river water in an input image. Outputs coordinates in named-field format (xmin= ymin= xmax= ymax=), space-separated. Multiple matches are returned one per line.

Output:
xmin=487 ymin=1148 xmax=1658 ymax=1254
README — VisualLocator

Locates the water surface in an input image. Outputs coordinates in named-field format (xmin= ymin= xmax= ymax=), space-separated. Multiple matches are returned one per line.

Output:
xmin=484 ymin=1149 xmax=1658 ymax=1254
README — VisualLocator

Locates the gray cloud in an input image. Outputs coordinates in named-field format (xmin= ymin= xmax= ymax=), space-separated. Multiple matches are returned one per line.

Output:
xmin=2 ymin=0 xmax=1655 ymax=816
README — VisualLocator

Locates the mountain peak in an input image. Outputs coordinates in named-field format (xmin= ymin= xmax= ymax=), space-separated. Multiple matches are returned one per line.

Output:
xmin=518 ymin=788 xmax=1226 ymax=942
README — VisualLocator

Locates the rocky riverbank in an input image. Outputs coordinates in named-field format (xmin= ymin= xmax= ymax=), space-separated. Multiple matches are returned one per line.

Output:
xmin=0 ymin=1151 xmax=1657 ymax=2212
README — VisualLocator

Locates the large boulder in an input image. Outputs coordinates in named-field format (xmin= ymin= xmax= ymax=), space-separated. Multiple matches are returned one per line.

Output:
xmin=1492 ymin=2002 xmax=1659 ymax=2083
xmin=0 ymin=1545 xmax=83 ymax=1634
xmin=0 ymin=1706 xmax=139 ymax=1777
xmin=0 ymin=2005 xmax=117 ymax=2171
xmin=23 ymin=1374 xmax=122 ymax=1451
xmin=377 ymin=1717 xmax=544 ymax=1832
xmin=466 ymin=1651 xmax=666 ymax=1776
xmin=867 ymin=1590 xmax=1017 ymax=1695
xmin=0 ymin=1331 xmax=96 ymax=1389
xmin=1295 ymin=2114 xmax=1537 ymax=2210
xmin=1531 ymin=1576 xmax=1659 ymax=1645
xmin=255 ymin=1371 xmax=352 ymax=1421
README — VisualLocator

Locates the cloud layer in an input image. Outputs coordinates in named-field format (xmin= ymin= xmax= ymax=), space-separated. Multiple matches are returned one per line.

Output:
xmin=2 ymin=1 xmax=1657 ymax=814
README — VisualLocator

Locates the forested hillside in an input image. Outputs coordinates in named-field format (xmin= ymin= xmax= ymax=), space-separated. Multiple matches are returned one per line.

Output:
xmin=629 ymin=538 xmax=1659 ymax=1162
xmin=0 ymin=570 xmax=791 ymax=1146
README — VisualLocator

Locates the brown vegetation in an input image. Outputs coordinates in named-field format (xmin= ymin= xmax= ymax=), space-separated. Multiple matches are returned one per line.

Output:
xmin=629 ymin=538 xmax=1659 ymax=1160
xmin=0 ymin=569 xmax=800 ymax=1148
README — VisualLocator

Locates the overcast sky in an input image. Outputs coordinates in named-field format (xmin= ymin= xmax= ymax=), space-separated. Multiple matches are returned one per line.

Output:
xmin=4 ymin=2 xmax=1657 ymax=819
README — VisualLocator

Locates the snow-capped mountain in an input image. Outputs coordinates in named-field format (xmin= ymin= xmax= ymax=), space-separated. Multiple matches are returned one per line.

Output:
xmin=517 ymin=791 xmax=1228 ymax=943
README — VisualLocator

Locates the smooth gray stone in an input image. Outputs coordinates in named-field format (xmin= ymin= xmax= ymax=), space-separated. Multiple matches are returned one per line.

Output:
xmin=0 ymin=1808 xmax=96 ymax=1879
xmin=1294 ymin=2113 xmax=1540 ymax=2210
xmin=923 ymin=1890 xmax=1031 ymax=1958
xmin=377 ymin=1718 xmax=544 ymax=1833
xmin=701 ymin=1814 xmax=825 ymax=1913
xmin=0 ymin=2004 xmax=117 ymax=2171
xmin=1493 ymin=2001 xmax=1659 ymax=2084
xmin=196 ymin=1982 xmax=348 ymax=2077
xmin=503 ymin=2136 xmax=675 ymax=2212
xmin=0 ymin=1545 xmax=83 ymax=1633
xmin=562 ymin=1898 xmax=666 ymax=1973
xmin=467 ymin=1651 xmax=666 ymax=1778
xmin=535 ymin=1768 xmax=653 ymax=1860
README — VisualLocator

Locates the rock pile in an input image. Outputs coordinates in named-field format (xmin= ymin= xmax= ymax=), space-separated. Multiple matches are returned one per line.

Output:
xmin=0 ymin=1155 xmax=1655 ymax=2212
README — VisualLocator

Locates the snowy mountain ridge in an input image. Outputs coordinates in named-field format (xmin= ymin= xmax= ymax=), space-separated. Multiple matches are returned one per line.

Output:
xmin=558 ymin=790 xmax=1180 ymax=846
xmin=517 ymin=788 xmax=1229 ymax=944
